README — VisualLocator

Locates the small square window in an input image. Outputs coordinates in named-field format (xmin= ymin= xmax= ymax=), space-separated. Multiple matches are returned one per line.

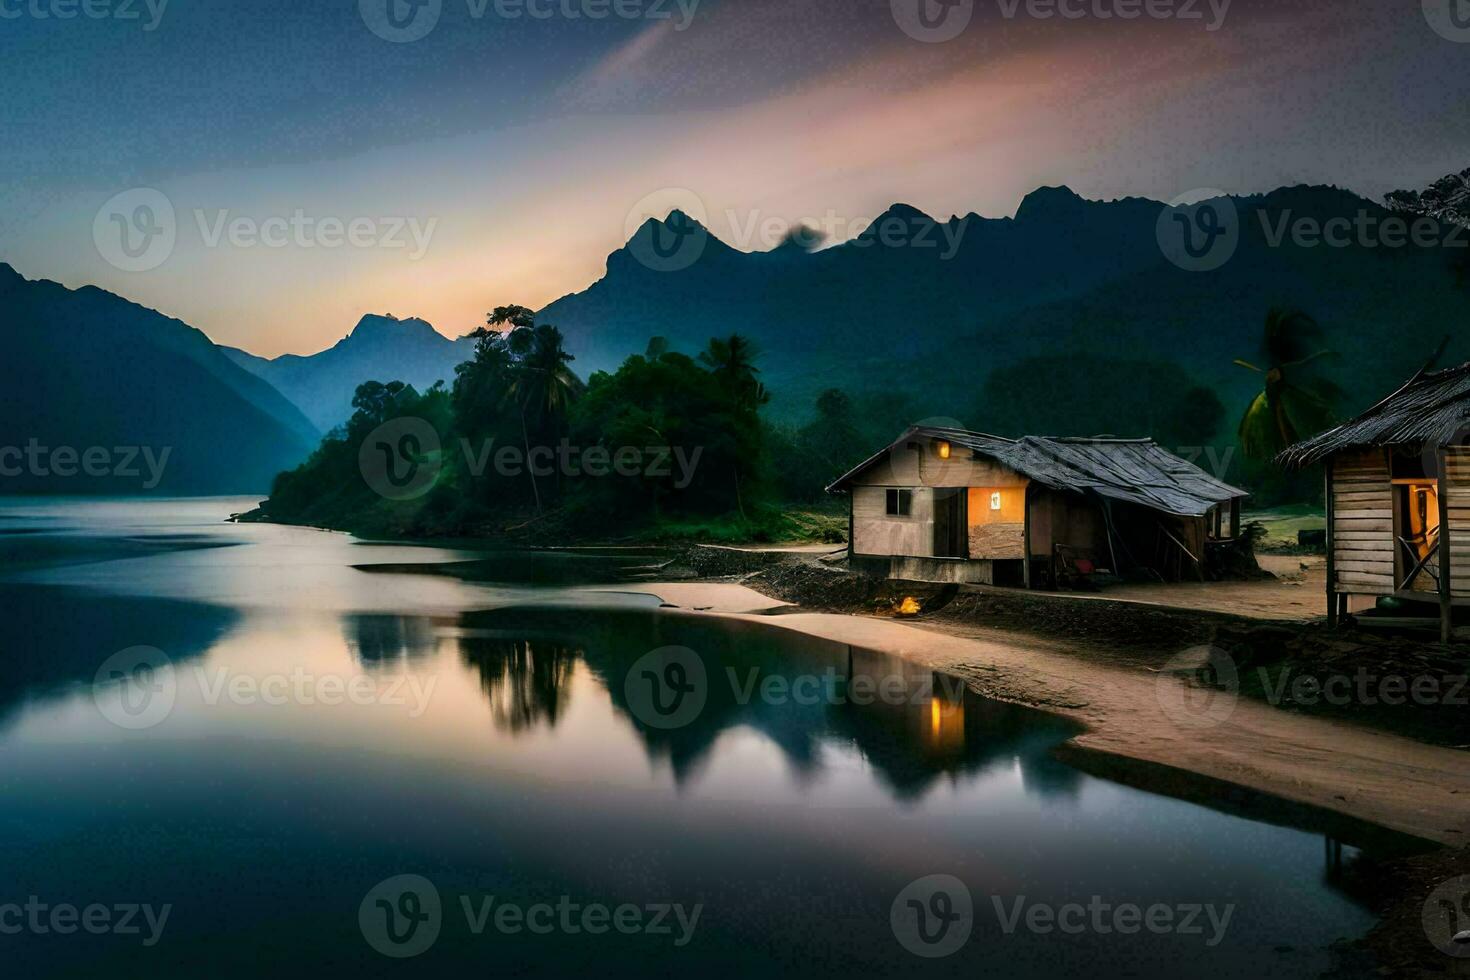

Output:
xmin=886 ymin=489 xmax=913 ymax=516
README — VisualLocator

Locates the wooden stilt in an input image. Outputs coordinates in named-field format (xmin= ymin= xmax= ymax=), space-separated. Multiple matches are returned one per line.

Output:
xmin=1324 ymin=457 xmax=1337 ymax=627
xmin=1437 ymin=448 xmax=1452 ymax=644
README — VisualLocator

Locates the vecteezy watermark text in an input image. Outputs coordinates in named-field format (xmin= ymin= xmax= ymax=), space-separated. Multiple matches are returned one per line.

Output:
xmin=194 ymin=210 xmax=436 ymax=259
xmin=890 ymin=875 xmax=1234 ymax=958
xmin=0 ymin=0 xmax=168 ymax=30
xmin=622 ymin=646 xmax=974 ymax=730
xmin=990 ymin=895 xmax=1234 ymax=947
xmin=0 ymin=897 xmax=171 ymax=947
xmin=358 ymin=875 xmax=701 ymax=959
xmin=0 ymin=441 xmax=170 ymax=489
xmin=890 ymin=0 xmax=1230 ymax=43
xmin=92 ymin=187 xmax=438 ymax=272
xmin=91 ymin=647 xmax=439 ymax=730
xmin=358 ymin=417 xmax=704 ymax=501
xmin=359 ymin=0 xmax=699 ymax=43
xmin=1260 ymin=209 xmax=1470 ymax=251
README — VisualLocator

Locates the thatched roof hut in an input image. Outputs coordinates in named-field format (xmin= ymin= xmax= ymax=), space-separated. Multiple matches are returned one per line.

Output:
xmin=1280 ymin=362 xmax=1470 ymax=640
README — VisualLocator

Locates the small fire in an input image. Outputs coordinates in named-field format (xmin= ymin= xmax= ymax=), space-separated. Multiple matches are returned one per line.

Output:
xmin=896 ymin=596 xmax=922 ymax=616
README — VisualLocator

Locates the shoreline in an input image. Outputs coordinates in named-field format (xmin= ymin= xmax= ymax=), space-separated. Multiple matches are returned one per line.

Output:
xmin=598 ymin=582 xmax=1469 ymax=978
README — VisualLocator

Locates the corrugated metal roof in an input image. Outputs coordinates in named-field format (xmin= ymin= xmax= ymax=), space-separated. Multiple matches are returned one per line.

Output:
xmin=1278 ymin=361 xmax=1470 ymax=467
xmin=827 ymin=426 xmax=1247 ymax=517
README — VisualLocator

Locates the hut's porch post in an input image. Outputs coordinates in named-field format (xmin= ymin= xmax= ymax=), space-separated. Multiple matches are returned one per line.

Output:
xmin=1325 ymin=457 xmax=1336 ymax=627
xmin=1437 ymin=447 xmax=1452 ymax=643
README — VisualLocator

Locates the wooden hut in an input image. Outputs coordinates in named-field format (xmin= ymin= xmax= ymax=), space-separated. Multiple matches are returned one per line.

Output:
xmin=827 ymin=426 xmax=1248 ymax=588
xmin=1278 ymin=362 xmax=1470 ymax=641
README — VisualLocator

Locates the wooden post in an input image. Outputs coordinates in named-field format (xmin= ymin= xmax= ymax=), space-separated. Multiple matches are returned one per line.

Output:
xmin=1324 ymin=457 xmax=1337 ymax=627
xmin=847 ymin=494 xmax=855 ymax=563
xmin=1022 ymin=485 xmax=1033 ymax=590
xmin=1229 ymin=498 xmax=1241 ymax=539
xmin=1437 ymin=448 xmax=1452 ymax=644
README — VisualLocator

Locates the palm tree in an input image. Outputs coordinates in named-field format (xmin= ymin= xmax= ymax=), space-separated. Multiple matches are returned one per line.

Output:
xmin=506 ymin=322 xmax=583 ymax=512
xmin=699 ymin=335 xmax=769 ymax=517
xmin=699 ymin=334 xmax=769 ymax=411
xmin=1235 ymin=308 xmax=1341 ymax=459
xmin=487 ymin=305 xmax=535 ymax=332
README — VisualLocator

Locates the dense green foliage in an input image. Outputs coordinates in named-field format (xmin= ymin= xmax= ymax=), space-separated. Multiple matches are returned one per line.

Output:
xmin=260 ymin=297 xmax=1348 ymax=538
xmin=260 ymin=310 xmax=794 ymax=539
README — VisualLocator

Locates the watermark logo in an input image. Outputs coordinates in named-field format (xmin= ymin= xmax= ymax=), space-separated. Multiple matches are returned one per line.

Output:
xmin=359 ymin=0 xmax=442 ymax=42
xmin=1422 ymin=875 xmax=1470 ymax=952
xmin=92 ymin=646 xmax=176 ymax=730
xmin=624 ymin=188 xmax=709 ymax=273
xmin=891 ymin=0 xmax=974 ymax=42
xmin=891 ymin=874 xmax=973 ymax=958
xmin=1424 ymin=876 xmax=1470 ymax=957
xmin=624 ymin=646 xmax=707 ymax=729
xmin=360 ymin=874 xmax=443 ymax=958
xmin=93 ymin=188 xmax=175 ymax=273
xmin=1157 ymin=189 xmax=1238 ymax=273
xmin=1154 ymin=645 xmax=1238 ymax=729
xmin=1424 ymin=0 xmax=1470 ymax=42
xmin=360 ymin=417 xmax=442 ymax=501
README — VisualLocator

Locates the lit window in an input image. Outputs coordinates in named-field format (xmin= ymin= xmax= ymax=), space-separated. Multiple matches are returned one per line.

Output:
xmin=990 ymin=492 xmax=1002 ymax=511
xmin=886 ymin=489 xmax=913 ymax=516
xmin=936 ymin=440 xmax=951 ymax=460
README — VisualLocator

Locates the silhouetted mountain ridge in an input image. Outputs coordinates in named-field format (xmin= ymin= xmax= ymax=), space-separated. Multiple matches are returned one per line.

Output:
xmin=0 ymin=263 xmax=318 ymax=494
xmin=222 ymin=313 xmax=478 ymax=431
xmin=538 ymin=182 xmax=1469 ymax=430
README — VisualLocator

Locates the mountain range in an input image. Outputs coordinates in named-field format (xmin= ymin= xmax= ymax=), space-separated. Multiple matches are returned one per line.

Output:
xmin=4 ymin=179 xmax=1467 ymax=495
xmin=539 ymin=183 xmax=1470 ymax=427
xmin=222 ymin=315 xmax=477 ymax=432
xmin=0 ymin=263 xmax=318 ymax=494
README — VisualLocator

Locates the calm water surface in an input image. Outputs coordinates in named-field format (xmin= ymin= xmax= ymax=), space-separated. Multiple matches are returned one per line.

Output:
xmin=0 ymin=498 xmax=1386 ymax=977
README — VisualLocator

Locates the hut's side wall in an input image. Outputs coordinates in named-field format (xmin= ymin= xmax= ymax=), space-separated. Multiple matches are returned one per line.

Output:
xmin=852 ymin=485 xmax=934 ymax=558
xmin=1444 ymin=447 xmax=1470 ymax=600
xmin=1331 ymin=449 xmax=1394 ymax=595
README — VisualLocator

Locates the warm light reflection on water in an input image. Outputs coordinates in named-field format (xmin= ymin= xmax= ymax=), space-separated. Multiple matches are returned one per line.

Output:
xmin=0 ymin=498 xmax=1398 ymax=979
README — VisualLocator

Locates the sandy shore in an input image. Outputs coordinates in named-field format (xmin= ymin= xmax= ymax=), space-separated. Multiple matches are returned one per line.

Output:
xmin=620 ymin=579 xmax=1470 ymax=849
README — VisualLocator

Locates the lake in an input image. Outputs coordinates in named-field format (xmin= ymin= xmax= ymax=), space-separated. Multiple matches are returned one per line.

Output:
xmin=0 ymin=497 xmax=1393 ymax=977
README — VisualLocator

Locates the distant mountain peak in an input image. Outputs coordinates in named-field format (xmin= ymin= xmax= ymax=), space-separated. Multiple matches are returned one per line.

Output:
xmin=864 ymin=202 xmax=935 ymax=228
xmin=346 ymin=313 xmax=439 ymax=343
xmin=1015 ymin=185 xmax=1088 ymax=222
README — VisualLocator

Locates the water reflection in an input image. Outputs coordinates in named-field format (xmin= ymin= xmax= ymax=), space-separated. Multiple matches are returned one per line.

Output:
xmin=453 ymin=606 xmax=1083 ymax=802
xmin=0 ymin=582 xmax=232 ymax=724
xmin=461 ymin=635 xmax=580 ymax=733
xmin=342 ymin=613 xmax=441 ymax=667
xmin=0 ymin=500 xmax=1418 ymax=979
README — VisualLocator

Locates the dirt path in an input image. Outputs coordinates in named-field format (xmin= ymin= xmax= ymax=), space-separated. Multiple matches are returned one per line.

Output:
xmin=626 ymin=580 xmax=1469 ymax=847
xmin=1053 ymin=554 xmax=1328 ymax=622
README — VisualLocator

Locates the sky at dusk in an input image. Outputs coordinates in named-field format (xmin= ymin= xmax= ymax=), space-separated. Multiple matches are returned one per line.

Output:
xmin=3 ymin=0 xmax=1468 ymax=357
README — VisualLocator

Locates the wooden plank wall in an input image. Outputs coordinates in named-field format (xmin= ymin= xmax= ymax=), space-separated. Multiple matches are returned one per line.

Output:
xmin=1331 ymin=449 xmax=1394 ymax=594
xmin=1444 ymin=447 xmax=1470 ymax=599
xmin=852 ymin=485 xmax=932 ymax=558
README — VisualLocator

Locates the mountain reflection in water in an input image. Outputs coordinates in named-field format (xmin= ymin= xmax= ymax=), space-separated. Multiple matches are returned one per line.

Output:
xmin=0 ymin=500 xmax=1408 ymax=979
